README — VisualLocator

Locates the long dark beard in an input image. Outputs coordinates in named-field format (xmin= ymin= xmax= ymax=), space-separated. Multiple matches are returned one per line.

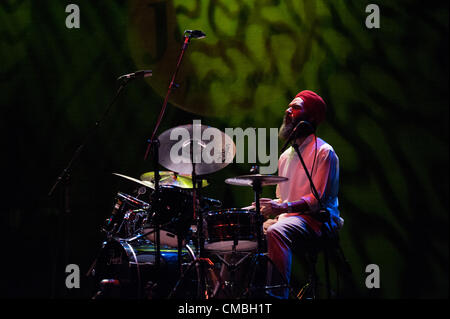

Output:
xmin=279 ymin=114 xmax=297 ymax=141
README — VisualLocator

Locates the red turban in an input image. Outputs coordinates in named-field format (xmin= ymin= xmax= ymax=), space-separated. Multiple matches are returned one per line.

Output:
xmin=293 ymin=90 xmax=327 ymax=127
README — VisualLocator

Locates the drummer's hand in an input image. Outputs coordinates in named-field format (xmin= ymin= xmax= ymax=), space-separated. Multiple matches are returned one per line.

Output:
xmin=253 ymin=198 xmax=287 ymax=219
xmin=263 ymin=218 xmax=278 ymax=235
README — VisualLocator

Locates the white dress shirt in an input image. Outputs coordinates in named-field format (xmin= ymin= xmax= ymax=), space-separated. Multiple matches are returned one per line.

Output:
xmin=276 ymin=134 xmax=344 ymax=230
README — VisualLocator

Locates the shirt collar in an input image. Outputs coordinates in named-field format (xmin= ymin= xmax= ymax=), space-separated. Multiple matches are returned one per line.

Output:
xmin=293 ymin=133 xmax=315 ymax=152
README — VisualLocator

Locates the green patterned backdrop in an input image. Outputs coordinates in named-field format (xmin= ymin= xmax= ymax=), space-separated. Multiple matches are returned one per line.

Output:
xmin=1 ymin=0 xmax=448 ymax=298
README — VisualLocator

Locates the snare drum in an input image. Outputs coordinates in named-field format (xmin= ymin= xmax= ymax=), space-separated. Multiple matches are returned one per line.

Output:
xmin=204 ymin=209 xmax=259 ymax=252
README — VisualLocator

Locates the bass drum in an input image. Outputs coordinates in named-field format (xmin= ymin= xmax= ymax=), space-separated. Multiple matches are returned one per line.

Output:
xmin=92 ymin=238 xmax=197 ymax=299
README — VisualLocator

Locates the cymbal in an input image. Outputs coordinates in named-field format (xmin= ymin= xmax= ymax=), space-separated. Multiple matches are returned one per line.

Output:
xmin=225 ymin=174 xmax=288 ymax=187
xmin=113 ymin=173 xmax=155 ymax=189
xmin=140 ymin=171 xmax=209 ymax=188
xmin=157 ymin=123 xmax=236 ymax=175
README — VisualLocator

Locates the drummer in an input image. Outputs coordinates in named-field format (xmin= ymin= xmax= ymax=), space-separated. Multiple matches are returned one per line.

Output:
xmin=254 ymin=90 xmax=344 ymax=299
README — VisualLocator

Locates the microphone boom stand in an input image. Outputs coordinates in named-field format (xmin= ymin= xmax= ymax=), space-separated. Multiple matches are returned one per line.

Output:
xmin=143 ymin=32 xmax=195 ymax=293
xmin=48 ymin=79 xmax=131 ymax=297
xmin=291 ymin=139 xmax=351 ymax=299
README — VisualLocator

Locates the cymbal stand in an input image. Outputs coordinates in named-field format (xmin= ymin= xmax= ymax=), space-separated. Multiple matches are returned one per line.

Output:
xmin=192 ymin=158 xmax=206 ymax=298
xmin=244 ymin=179 xmax=292 ymax=298
xmin=148 ymin=139 xmax=162 ymax=270
xmin=168 ymin=141 xmax=211 ymax=299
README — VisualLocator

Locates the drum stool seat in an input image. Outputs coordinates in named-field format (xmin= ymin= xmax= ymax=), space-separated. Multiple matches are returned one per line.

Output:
xmin=291 ymin=226 xmax=339 ymax=300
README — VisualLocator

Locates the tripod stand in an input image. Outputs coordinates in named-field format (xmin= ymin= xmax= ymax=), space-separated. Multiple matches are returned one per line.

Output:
xmin=167 ymin=153 xmax=215 ymax=299
xmin=244 ymin=179 xmax=292 ymax=298
xmin=224 ymin=173 xmax=294 ymax=299
xmin=207 ymin=250 xmax=252 ymax=298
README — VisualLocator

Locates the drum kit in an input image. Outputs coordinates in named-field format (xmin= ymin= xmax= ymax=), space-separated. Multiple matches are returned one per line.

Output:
xmin=87 ymin=124 xmax=290 ymax=299
xmin=49 ymin=30 xmax=348 ymax=300
xmin=77 ymin=30 xmax=291 ymax=299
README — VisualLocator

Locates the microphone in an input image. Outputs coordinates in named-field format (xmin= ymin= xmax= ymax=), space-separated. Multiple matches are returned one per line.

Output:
xmin=280 ymin=121 xmax=309 ymax=153
xmin=117 ymin=70 xmax=152 ymax=82
xmin=184 ymin=30 xmax=206 ymax=39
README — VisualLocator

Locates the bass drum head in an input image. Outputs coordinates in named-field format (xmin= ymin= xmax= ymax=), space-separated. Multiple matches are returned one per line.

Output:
xmin=143 ymin=228 xmax=186 ymax=248
xmin=93 ymin=238 xmax=196 ymax=299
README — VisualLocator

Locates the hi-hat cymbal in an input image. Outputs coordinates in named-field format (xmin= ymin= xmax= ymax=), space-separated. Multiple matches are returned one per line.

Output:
xmin=113 ymin=173 xmax=155 ymax=189
xmin=225 ymin=174 xmax=288 ymax=187
xmin=140 ymin=171 xmax=209 ymax=188
xmin=158 ymin=123 xmax=236 ymax=175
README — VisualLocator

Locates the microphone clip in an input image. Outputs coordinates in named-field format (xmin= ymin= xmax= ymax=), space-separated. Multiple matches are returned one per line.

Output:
xmin=184 ymin=29 xmax=206 ymax=39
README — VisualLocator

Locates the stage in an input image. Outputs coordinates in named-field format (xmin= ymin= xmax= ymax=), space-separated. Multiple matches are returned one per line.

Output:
xmin=0 ymin=0 xmax=448 ymax=303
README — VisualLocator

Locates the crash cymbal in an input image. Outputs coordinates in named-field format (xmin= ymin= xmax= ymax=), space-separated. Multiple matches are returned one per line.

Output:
xmin=225 ymin=174 xmax=288 ymax=187
xmin=140 ymin=171 xmax=209 ymax=188
xmin=157 ymin=123 xmax=236 ymax=175
xmin=113 ymin=173 xmax=155 ymax=189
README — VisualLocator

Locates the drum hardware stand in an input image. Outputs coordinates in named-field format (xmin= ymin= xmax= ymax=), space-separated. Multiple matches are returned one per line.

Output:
xmin=143 ymin=31 xmax=205 ymax=292
xmin=146 ymin=138 xmax=163 ymax=271
xmin=168 ymin=145 xmax=213 ymax=299
xmin=212 ymin=251 xmax=253 ymax=298
xmin=48 ymin=76 xmax=139 ymax=297
xmin=243 ymin=177 xmax=293 ymax=299
xmin=210 ymin=211 xmax=254 ymax=298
